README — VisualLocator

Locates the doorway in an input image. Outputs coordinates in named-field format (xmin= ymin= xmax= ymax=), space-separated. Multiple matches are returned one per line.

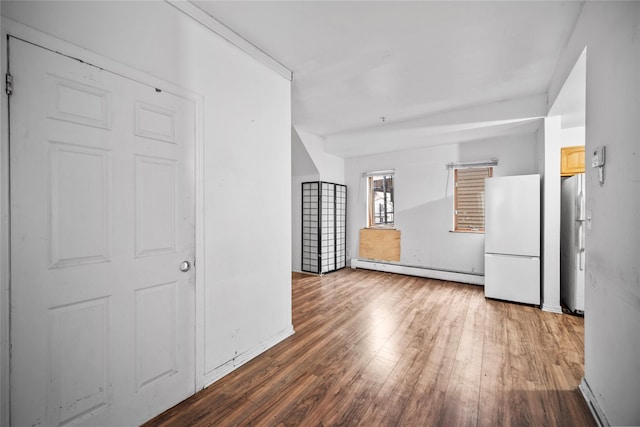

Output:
xmin=550 ymin=49 xmax=587 ymax=314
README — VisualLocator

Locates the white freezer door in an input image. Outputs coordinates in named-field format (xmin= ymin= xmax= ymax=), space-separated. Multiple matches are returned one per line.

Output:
xmin=485 ymin=253 xmax=540 ymax=305
xmin=485 ymin=174 xmax=540 ymax=257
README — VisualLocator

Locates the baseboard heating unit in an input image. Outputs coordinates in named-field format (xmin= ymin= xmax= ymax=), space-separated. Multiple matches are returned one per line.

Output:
xmin=350 ymin=258 xmax=484 ymax=286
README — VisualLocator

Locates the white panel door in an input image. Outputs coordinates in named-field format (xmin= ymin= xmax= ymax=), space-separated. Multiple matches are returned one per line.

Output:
xmin=9 ymin=38 xmax=196 ymax=426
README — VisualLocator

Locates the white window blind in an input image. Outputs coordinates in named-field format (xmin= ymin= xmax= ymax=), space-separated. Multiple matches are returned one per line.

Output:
xmin=454 ymin=167 xmax=492 ymax=232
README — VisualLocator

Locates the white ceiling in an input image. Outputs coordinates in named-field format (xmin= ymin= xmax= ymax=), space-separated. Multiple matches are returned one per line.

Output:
xmin=193 ymin=1 xmax=584 ymax=156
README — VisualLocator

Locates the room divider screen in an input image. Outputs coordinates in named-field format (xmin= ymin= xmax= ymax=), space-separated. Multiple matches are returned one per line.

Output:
xmin=301 ymin=181 xmax=347 ymax=274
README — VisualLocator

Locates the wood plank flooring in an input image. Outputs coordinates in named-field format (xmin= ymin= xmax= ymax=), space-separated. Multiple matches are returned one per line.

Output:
xmin=144 ymin=269 xmax=595 ymax=427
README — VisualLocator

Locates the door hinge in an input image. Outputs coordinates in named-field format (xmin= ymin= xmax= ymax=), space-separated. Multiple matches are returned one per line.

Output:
xmin=5 ymin=73 xmax=13 ymax=96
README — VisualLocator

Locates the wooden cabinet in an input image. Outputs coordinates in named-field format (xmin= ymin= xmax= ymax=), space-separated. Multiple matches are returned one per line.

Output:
xmin=359 ymin=228 xmax=400 ymax=262
xmin=561 ymin=145 xmax=585 ymax=176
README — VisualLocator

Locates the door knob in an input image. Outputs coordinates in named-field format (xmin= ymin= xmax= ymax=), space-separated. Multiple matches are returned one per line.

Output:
xmin=179 ymin=261 xmax=191 ymax=272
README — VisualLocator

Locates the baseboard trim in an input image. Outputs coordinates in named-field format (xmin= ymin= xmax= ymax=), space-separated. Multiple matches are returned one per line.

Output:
xmin=350 ymin=258 xmax=484 ymax=286
xmin=579 ymin=377 xmax=610 ymax=427
xmin=202 ymin=325 xmax=295 ymax=388
xmin=541 ymin=304 xmax=563 ymax=314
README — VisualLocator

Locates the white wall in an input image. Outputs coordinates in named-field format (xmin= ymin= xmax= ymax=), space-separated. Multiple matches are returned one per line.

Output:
xmin=296 ymin=127 xmax=345 ymax=183
xmin=0 ymin=0 xmax=292 ymax=403
xmin=345 ymin=133 xmax=540 ymax=279
xmin=561 ymin=126 xmax=585 ymax=148
xmin=0 ymin=9 xmax=5 ymax=426
xmin=541 ymin=116 xmax=562 ymax=313
xmin=291 ymin=128 xmax=319 ymax=272
xmin=548 ymin=2 xmax=640 ymax=425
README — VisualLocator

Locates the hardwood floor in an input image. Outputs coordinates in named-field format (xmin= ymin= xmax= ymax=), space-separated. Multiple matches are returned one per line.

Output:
xmin=144 ymin=269 xmax=595 ymax=427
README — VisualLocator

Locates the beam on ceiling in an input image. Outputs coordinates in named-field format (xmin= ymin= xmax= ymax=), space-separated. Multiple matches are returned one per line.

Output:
xmin=165 ymin=0 xmax=293 ymax=81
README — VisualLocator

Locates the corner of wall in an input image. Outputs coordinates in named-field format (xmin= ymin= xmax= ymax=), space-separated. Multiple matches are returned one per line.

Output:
xmin=294 ymin=126 xmax=345 ymax=184
xmin=579 ymin=377 xmax=610 ymax=427
xmin=548 ymin=3 xmax=640 ymax=425
xmin=541 ymin=117 xmax=562 ymax=312
xmin=1 ymin=19 xmax=9 ymax=427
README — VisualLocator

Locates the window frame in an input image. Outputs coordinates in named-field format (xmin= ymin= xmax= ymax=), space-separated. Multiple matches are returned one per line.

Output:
xmin=366 ymin=173 xmax=395 ymax=229
xmin=453 ymin=166 xmax=493 ymax=233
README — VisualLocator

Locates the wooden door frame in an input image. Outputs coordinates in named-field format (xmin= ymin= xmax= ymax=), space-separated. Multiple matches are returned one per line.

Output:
xmin=0 ymin=18 xmax=206 ymax=426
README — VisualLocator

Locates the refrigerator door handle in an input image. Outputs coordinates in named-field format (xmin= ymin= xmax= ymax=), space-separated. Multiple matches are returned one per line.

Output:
xmin=577 ymin=221 xmax=586 ymax=271
xmin=576 ymin=174 xmax=586 ymax=221
xmin=485 ymin=253 xmax=538 ymax=260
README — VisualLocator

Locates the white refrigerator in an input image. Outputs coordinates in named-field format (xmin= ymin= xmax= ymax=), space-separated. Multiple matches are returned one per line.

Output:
xmin=484 ymin=174 xmax=541 ymax=305
xmin=560 ymin=173 xmax=586 ymax=313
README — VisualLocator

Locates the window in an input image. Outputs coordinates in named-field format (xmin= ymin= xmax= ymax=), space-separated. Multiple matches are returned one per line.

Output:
xmin=367 ymin=173 xmax=394 ymax=228
xmin=454 ymin=167 xmax=492 ymax=232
